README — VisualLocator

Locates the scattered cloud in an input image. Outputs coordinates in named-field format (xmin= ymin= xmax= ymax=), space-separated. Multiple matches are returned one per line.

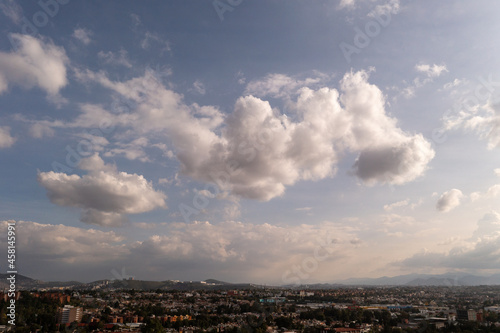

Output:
xmin=443 ymin=78 xmax=463 ymax=90
xmin=0 ymin=34 xmax=68 ymax=96
xmin=141 ymin=32 xmax=171 ymax=54
xmin=415 ymin=63 xmax=448 ymax=78
xmin=0 ymin=0 xmax=23 ymax=24
xmin=130 ymin=13 xmax=141 ymax=28
xmin=72 ymin=28 xmax=92 ymax=45
xmin=37 ymin=153 xmax=167 ymax=226
xmin=367 ymin=0 xmax=400 ymax=18
xmin=338 ymin=0 xmax=356 ymax=10
xmin=97 ymin=49 xmax=132 ymax=68
xmin=0 ymin=126 xmax=16 ymax=149
xmin=245 ymin=72 xmax=330 ymax=99
xmin=192 ymin=80 xmax=206 ymax=95
xmin=436 ymin=189 xmax=463 ymax=212
xmin=236 ymin=71 xmax=246 ymax=85
xmin=383 ymin=199 xmax=409 ymax=212
xmin=470 ymin=184 xmax=500 ymax=202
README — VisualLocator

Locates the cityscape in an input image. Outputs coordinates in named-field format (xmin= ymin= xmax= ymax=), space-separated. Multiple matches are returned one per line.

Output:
xmin=1 ymin=1 xmax=500 ymax=332
xmin=2 ymin=278 xmax=500 ymax=332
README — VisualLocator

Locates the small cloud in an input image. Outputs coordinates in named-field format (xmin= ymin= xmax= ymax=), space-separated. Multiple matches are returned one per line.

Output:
xmin=224 ymin=203 xmax=241 ymax=220
xmin=443 ymin=78 xmax=462 ymax=90
xmin=0 ymin=126 xmax=16 ymax=148
xmin=295 ymin=207 xmax=312 ymax=211
xmin=29 ymin=123 xmax=55 ymax=139
xmin=383 ymin=199 xmax=409 ymax=212
xmin=470 ymin=184 xmax=500 ymax=201
xmin=98 ymin=49 xmax=132 ymax=68
xmin=130 ymin=13 xmax=141 ymax=28
xmin=495 ymin=168 xmax=500 ymax=177
xmin=192 ymin=80 xmax=206 ymax=95
xmin=141 ymin=32 xmax=171 ymax=55
xmin=415 ymin=63 xmax=448 ymax=78
xmin=436 ymin=189 xmax=463 ymax=212
xmin=236 ymin=71 xmax=246 ymax=85
xmin=338 ymin=0 xmax=356 ymax=10
xmin=72 ymin=28 xmax=92 ymax=45
xmin=367 ymin=0 xmax=400 ymax=18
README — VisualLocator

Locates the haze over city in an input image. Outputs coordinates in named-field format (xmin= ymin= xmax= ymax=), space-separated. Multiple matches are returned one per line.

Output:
xmin=1 ymin=1 xmax=500 ymax=285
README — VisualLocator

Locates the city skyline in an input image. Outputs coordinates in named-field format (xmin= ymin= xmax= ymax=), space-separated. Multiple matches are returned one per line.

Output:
xmin=0 ymin=1 xmax=500 ymax=285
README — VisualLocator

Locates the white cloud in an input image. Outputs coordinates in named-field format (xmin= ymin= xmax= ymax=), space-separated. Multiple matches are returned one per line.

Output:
xmin=415 ymin=63 xmax=448 ymax=78
xmin=72 ymin=28 xmax=92 ymax=45
xmin=0 ymin=126 xmax=16 ymax=148
xmin=399 ymin=63 xmax=448 ymax=99
xmin=37 ymin=153 xmax=167 ymax=226
xmin=245 ymin=72 xmax=329 ymax=99
xmin=443 ymin=93 xmax=500 ymax=150
xmin=495 ymin=168 xmax=500 ymax=177
xmin=103 ymin=137 xmax=150 ymax=162
xmin=436 ymin=189 xmax=463 ymax=212
xmin=98 ymin=49 xmax=132 ymax=68
xmin=367 ymin=0 xmax=400 ymax=18
xmin=443 ymin=78 xmax=463 ymax=90
xmin=0 ymin=34 xmax=68 ymax=96
xmin=470 ymin=184 xmax=500 ymax=201
xmin=338 ymin=0 xmax=356 ymax=10
xmin=64 ymin=68 xmax=434 ymax=201
xmin=383 ymin=199 xmax=409 ymax=212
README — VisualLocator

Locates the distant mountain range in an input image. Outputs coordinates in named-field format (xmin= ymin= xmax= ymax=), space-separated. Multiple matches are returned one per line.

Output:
xmin=0 ymin=274 xmax=260 ymax=291
xmin=2 ymin=272 xmax=500 ymax=291
xmin=331 ymin=273 xmax=500 ymax=287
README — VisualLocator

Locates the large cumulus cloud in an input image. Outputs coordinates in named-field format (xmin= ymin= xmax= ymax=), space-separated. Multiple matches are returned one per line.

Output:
xmin=41 ymin=68 xmax=434 ymax=201
xmin=38 ymin=154 xmax=167 ymax=226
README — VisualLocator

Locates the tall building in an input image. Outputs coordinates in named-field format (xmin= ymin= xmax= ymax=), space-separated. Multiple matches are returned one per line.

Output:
xmin=457 ymin=309 xmax=476 ymax=321
xmin=58 ymin=305 xmax=82 ymax=324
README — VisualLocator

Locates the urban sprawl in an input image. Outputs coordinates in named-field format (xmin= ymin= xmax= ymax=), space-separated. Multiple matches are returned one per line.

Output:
xmin=1 ymin=283 xmax=500 ymax=333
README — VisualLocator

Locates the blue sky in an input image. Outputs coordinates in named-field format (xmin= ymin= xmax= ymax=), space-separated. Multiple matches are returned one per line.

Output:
xmin=1 ymin=0 xmax=500 ymax=284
